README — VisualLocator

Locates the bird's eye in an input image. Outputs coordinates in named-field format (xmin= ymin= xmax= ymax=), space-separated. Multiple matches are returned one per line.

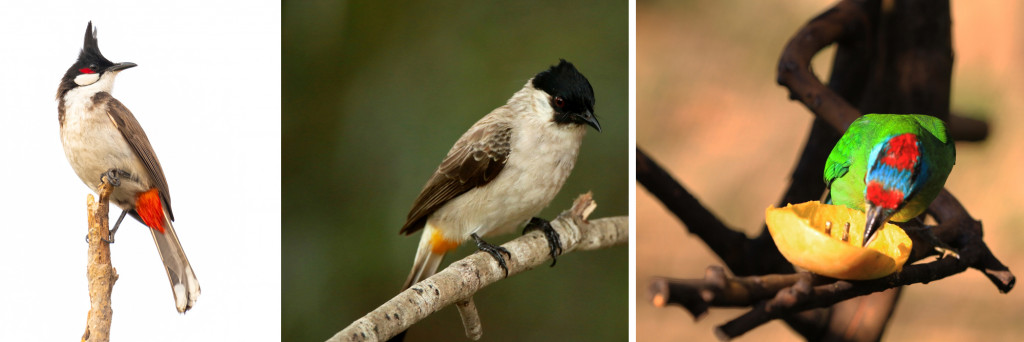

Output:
xmin=554 ymin=96 xmax=566 ymax=108
xmin=79 ymin=67 xmax=96 ymax=74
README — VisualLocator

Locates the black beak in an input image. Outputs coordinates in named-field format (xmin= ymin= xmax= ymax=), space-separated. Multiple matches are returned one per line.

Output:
xmin=579 ymin=110 xmax=601 ymax=132
xmin=863 ymin=205 xmax=889 ymax=247
xmin=107 ymin=62 xmax=137 ymax=72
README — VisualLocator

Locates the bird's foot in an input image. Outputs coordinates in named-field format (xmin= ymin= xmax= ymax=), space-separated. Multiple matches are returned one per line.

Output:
xmin=101 ymin=169 xmax=131 ymax=187
xmin=927 ymin=231 xmax=960 ymax=259
xmin=935 ymin=245 xmax=960 ymax=260
xmin=523 ymin=217 xmax=562 ymax=267
xmin=900 ymin=222 xmax=960 ymax=260
xmin=471 ymin=233 xmax=511 ymax=277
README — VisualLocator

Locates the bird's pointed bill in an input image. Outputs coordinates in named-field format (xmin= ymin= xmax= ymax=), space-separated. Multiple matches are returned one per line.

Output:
xmin=580 ymin=110 xmax=601 ymax=132
xmin=863 ymin=204 xmax=888 ymax=247
xmin=108 ymin=62 xmax=137 ymax=72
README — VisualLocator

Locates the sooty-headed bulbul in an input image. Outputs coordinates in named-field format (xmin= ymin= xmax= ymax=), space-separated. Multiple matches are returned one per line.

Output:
xmin=58 ymin=21 xmax=200 ymax=313
xmin=391 ymin=59 xmax=600 ymax=341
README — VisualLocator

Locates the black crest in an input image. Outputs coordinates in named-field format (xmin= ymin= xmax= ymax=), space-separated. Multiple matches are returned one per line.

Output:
xmin=532 ymin=59 xmax=600 ymax=130
xmin=79 ymin=21 xmax=113 ymax=67
xmin=57 ymin=21 xmax=116 ymax=100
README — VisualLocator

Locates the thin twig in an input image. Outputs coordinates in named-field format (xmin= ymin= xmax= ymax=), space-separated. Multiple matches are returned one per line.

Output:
xmin=82 ymin=179 xmax=119 ymax=342
xmin=329 ymin=193 xmax=627 ymax=342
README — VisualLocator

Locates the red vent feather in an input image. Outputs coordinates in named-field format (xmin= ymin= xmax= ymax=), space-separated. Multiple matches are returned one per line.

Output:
xmin=136 ymin=188 xmax=167 ymax=234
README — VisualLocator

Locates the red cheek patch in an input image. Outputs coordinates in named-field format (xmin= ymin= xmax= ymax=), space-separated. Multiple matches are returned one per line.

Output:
xmin=79 ymin=68 xmax=96 ymax=74
xmin=866 ymin=182 xmax=903 ymax=209
xmin=136 ymin=188 xmax=167 ymax=234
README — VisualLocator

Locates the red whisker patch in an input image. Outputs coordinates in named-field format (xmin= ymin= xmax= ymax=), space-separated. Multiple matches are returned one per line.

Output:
xmin=136 ymin=188 xmax=167 ymax=234
xmin=79 ymin=68 xmax=96 ymax=74
xmin=867 ymin=182 xmax=903 ymax=209
xmin=879 ymin=133 xmax=920 ymax=170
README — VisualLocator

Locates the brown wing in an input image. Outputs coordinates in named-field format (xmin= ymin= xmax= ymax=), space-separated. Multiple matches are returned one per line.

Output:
xmin=399 ymin=118 xmax=512 ymax=235
xmin=95 ymin=92 xmax=174 ymax=220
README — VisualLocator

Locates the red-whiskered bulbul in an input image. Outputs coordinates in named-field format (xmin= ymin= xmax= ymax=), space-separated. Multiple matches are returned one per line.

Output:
xmin=57 ymin=21 xmax=200 ymax=313
xmin=390 ymin=60 xmax=599 ymax=341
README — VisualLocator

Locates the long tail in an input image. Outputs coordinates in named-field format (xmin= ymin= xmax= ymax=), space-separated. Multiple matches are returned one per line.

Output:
xmin=401 ymin=223 xmax=450 ymax=290
xmin=147 ymin=211 xmax=200 ymax=313
xmin=150 ymin=212 xmax=201 ymax=313
xmin=135 ymin=188 xmax=200 ymax=313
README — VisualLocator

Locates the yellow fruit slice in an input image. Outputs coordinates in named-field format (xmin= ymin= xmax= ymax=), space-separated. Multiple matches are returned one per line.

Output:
xmin=765 ymin=201 xmax=912 ymax=280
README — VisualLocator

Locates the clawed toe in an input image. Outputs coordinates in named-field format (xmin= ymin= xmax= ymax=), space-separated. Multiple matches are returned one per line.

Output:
xmin=101 ymin=169 xmax=131 ymax=187
xmin=472 ymin=233 xmax=511 ymax=277
xmin=523 ymin=217 xmax=562 ymax=266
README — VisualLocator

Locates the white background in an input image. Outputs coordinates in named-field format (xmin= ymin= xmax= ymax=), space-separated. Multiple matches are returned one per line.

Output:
xmin=0 ymin=1 xmax=281 ymax=340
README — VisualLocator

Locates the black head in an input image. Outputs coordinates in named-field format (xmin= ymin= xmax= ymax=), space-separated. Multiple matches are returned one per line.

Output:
xmin=57 ymin=21 xmax=137 ymax=100
xmin=532 ymin=59 xmax=600 ymax=132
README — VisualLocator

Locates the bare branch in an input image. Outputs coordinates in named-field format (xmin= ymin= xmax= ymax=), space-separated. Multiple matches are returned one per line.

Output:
xmin=649 ymin=266 xmax=817 ymax=318
xmin=948 ymin=113 xmax=989 ymax=142
xmin=776 ymin=0 xmax=868 ymax=132
xmin=82 ymin=179 xmax=119 ymax=342
xmin=717 ymin=254 xmax=967 ymax=339
xmin=455 ymin=297 xmax=481 ymax=340
xmin=637 ymin=148 xmax=791 ymax=275
xmin=928 ymin=190 xmax=1015 ymax=292
xmin=329 ymin=193 xmax=627 ymax=342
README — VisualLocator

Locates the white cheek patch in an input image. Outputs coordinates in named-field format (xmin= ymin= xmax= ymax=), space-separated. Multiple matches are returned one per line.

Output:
xmin=74 ymin=73 xmax=100 ymax=86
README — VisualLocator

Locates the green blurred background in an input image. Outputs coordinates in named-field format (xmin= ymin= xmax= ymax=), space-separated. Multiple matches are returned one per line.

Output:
xmin=282 ymin=1 xmax=628 ymax=341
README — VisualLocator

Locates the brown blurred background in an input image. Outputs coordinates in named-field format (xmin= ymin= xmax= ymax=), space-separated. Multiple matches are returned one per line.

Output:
xmin=638 ymin=1 xmax=1024 ymax=341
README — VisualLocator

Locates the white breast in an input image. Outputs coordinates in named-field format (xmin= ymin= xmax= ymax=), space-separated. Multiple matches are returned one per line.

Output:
xmin=428 ymin=88 xmax=588 ymax=240
xmin=60 ymin=85 xmax=151 ymax=209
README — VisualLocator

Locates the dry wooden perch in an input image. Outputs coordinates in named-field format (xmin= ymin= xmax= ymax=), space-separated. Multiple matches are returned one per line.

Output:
xmin=329 ymin=193 xmax=628 ymax=342
xmin=82 ymin=179 xmax=119 ymax=342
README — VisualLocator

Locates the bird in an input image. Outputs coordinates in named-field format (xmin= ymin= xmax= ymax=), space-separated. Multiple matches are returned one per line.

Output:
xmin=824 ymin=114 xmax=955 ymax=247
xmin=398 ymin=59 xmax=600 ymax=291
xmin=57 ymin=21 xmax=200 ymax=313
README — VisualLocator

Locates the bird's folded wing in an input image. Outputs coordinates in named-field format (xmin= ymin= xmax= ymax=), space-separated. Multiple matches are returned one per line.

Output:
xmin=98 ymin=92 xmax=174 ymax=218
xmin=400 ymin=118 xmax=512 ymax=235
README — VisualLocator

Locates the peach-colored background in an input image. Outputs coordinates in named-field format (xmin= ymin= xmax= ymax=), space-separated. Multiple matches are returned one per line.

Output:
xmin=638 ymin=1 xmax=1024 ymax=341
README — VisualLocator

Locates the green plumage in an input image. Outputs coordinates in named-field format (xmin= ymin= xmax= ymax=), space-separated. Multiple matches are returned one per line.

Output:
xmin=824 ymin=114 xmax=956 ymax=223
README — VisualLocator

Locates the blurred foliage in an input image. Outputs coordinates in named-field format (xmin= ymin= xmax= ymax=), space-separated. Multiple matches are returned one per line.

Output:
xmin=282 ymin=1 xmax=627 ymax=341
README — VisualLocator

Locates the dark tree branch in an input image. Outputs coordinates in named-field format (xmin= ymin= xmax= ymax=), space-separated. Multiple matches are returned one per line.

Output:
xmin=948 ymin=113 xmax=989 ymax=142
xmin=776 ymin=0 xmax=868 ymax=131
xmin=926 ymin=189 xmax=1015 ymax=293
xmin=637 ymin=149 xmax=791 ymax=276
xmin=649 ymin=267 xmax=817 ymax=318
